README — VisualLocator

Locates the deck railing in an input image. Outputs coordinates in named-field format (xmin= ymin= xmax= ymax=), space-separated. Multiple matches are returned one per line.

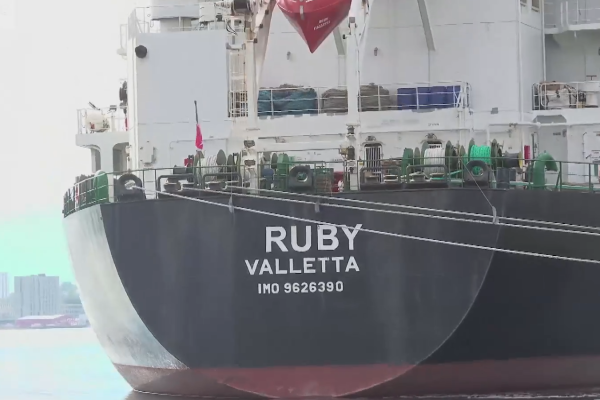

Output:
xmin=532 ymin=80 xmax=600 ymax=110
xmin=544 ymin=0 xmax=600 ymax=29
xmin=77 ymin=107 xmax=128 ymax=135
xmin=131 ymin=3 xmax=247 ymax=34
xmin=63 ymin=156 xmax=600 ymax=218
xmin=238 ymin=82 xmax=471 ymax=118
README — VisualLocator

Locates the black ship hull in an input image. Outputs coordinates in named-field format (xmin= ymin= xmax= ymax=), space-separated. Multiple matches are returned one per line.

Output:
xmin=63 ymin=188 xmax=600 ymax=397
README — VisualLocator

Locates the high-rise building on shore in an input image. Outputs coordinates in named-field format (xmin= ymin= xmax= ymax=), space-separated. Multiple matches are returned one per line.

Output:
xmin=0 ymin=272 xmax=8 ymax=299
xmin=14 ymin=274 xmax=60 ymax=318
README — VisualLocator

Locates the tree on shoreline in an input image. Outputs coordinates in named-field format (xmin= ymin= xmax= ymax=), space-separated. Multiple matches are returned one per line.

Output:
xmin=60 ymin=282 xmax=81 ymax=305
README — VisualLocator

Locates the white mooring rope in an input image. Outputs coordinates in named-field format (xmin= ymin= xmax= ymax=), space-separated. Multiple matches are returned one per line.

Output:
xmin=131 ymin=186 xmax=600 ymax=265
xmin=177 ymin=186 xmax=600 ymax=238
xmin=423 ymin=145 xmax=446 ymax=174
xmin=192 ymin=182 xmax=600 ymax=235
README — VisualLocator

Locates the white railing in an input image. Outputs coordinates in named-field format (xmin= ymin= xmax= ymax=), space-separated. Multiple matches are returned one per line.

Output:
xmin=77 ymin=107 xmax=128 ymax=135
xmin=119 ymin=23 xmax=128 ymax=51
xmin=544 ymin=0 xmax=600 ymax=29
xmin=232 ymin=82 xmax=471 ymax=118
xmin=230 ymin=83 xmax=469 ymax=117
xmin=228 ymin=49 xmax=247 ymax=118
xmin=131 ymin=3 xmax=245 ymax=35
xmin=532 ymin=80 xmax=600 ymax=110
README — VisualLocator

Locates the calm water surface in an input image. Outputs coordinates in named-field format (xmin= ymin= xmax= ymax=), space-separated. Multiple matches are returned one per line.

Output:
xmin=0 ymin=328 xmax=130 ymax=400
xmin=2 ymin=328 xmax=600 ymax=400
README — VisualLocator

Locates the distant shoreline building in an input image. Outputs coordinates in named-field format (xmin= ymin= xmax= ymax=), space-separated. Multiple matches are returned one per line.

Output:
xmin=14 ymin=274 xmax=60 ymax=318
xmin=0 ymin=296 xmax=13 ymax=321
xmin=15 ymin=315 xmax=79 ymax=329
xmin=0 ymin=272 xmax=8 ymax=299
xmin=61 ymin=303 xmax=85 ymax=317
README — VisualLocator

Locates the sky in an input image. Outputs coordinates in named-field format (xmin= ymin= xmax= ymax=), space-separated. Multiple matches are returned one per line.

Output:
xmin=0 ymin=0 xmax=136 ymax=284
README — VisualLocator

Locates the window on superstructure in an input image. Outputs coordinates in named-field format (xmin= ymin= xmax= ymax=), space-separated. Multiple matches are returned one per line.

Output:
xmin=532 ymin=0 xmax=540 ymax=11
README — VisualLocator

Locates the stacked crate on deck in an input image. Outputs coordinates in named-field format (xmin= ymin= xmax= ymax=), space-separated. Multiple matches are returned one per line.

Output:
xmin=397 ymin=85 xmax=463 ymax=110
xmin=314 ymin=167 xmax=334 ymax=194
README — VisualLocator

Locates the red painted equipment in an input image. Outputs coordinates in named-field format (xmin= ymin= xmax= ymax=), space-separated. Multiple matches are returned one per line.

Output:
xmin=524 ymin=145 xmax=531 ymax=162
xmin=332 ymin=171 xmax=345 ymax=193
xmin=277 ymin=0 xmax=352 ymax=53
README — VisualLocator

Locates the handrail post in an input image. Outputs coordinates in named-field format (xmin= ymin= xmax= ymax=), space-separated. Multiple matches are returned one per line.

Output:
xmin=108 ymin=173 xmax=114 ymax=202
xmin=528 ymin=160 xmax=532 ymax=190
xmin=558 ymin=161 xmax=562 ymax=191
xmin=317 ymin=87 xmax=321 ymax=114
xmin=154 ymin=169 xmax=157 ymax=198
xmin=589 ymin=163 xmax=593 ymax=192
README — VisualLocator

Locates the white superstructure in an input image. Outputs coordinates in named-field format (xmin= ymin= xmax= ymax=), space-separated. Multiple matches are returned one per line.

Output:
xmin=75 ymin=0 xmax=600 ymax=193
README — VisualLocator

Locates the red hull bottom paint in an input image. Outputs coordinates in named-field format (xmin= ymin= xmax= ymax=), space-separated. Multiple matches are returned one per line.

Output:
xmin=115 ymin=356 xmax=600 ymax=398
xmin=114 ymin=364 xmax=409 ymax=398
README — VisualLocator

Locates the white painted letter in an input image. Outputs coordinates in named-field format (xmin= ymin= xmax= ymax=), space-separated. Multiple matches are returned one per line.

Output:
xmin=318 ymin=257 xmax=329 ymax=273
xmin=332 ymin=256 xmax=344 ymax=272
xmin=317 ymin=225 xmax=339 ymax=251
xmin=245 ymin=260 xmax=259 ymax=275
xmin=342 ymin=224 xmax=362 ymax=250
xmin=289 ymin=259 xmax=302 ymax=274
xmin=345 ymin=256 xmax=360 ymax=272
xmin=291 ymin=226 xmax=311 ymax=252
xmin=259 ymin=259 xmax=274 ymax=275
xmin=274 ymin=259 xmax=288 ymax=274
xmin=266 ymin=227 xmax=288 ymax=253
xmin=303 ymin=258 xmax=316 ymax=274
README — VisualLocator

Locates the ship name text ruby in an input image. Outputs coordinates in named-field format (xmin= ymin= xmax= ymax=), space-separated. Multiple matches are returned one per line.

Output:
xmin=244 ymin=224 xmax=362 ymax=276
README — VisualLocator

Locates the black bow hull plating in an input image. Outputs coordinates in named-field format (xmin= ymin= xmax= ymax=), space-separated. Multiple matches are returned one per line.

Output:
xmin=63 ymin=188 xmax=600 ymax=397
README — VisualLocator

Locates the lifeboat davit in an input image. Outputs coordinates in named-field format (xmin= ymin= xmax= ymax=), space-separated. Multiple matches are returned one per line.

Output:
xmin=277 ymin=0 xmax=352 ymax=53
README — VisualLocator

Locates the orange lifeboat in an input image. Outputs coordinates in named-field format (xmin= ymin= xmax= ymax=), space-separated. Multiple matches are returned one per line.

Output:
xmin=277 ymin=0 xmax=352 ymax=53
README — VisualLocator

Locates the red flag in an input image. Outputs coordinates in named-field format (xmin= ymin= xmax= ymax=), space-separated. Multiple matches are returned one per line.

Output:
xmin=195 ymin=123 xmax=204 ymax=151
xmin=194 ymin=100 xmax=204 ymax=151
